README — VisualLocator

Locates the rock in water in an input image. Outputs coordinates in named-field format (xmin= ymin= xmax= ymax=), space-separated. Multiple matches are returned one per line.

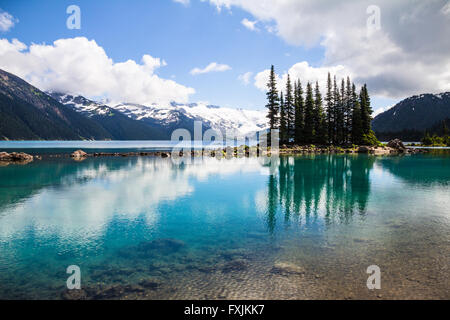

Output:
xmin=71 ymin=150 xmax=88 ymax=158
xmin=222 ymin=259 xmax=249 ymax=273
xmin=270 ymin=262 xmax=306 ymax=276
xmin=0 ymin=151 xmax=34 ymax=162
xmin=387 ymin=139 xmax=406 ymax=151
xmin=138 ymin=279 xmax=160 ymax=290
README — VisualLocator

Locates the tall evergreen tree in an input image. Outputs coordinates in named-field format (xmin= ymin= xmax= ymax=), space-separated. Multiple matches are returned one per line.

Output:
xmin=359 ymin=84 xmax=378 ymax=145
xmin=325 ymin=73 xmax=334 ymax=144
xmin=294 ymin=79 xmax=304 ymax=144
xmin=303 ymin=82 xmax=315 ymax=144
xmin=340 ymin=78 xmax=346 ymax=144
xmin=345 ymin=77 xmax=353 ymax=144
xmin=279 ymin=91 xmax=288 ymax=144
xmin=334 ymin=76 xmax=343 ymax=145
xmin=360 ymin=84 xmax=372 ymax=135
xmin=265 ymin=65 xmax=279 ymax=133
xmin=285 ymin=74 xmax=295 ymax=143
xmin=351 ymin=83 xmax=363 ymax=145
xmin=314 ymin=81 xmax=327 ymax=145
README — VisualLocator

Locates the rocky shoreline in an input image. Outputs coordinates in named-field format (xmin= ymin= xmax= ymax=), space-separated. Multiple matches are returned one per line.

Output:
xmin=0 ymin=140 xmax=429 ymax=165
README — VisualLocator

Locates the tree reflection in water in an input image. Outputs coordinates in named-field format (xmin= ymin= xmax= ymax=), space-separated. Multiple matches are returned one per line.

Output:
xmin=265 ymin=155 xmax=375 ymax=232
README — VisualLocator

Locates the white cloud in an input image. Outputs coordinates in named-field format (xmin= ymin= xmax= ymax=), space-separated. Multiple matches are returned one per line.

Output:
xmin=206 ymin=0 xmax=450 ymax=98
xmin=254 ymin=61 xmax=350 ymax=93
xmin=241 ymin=18 xmax=258 ymax=31
xmin=190 ymin=62 xmax=231 ymax=75
xmin=238 ymin=71 xmax=253 ymax=85
xmin=173 ymin=0 xmax=190 ymax=6
xmin=0 ymin=10 xmax=17 ymax=32
xmin=0 ymin=37 xmax=195 ymax=105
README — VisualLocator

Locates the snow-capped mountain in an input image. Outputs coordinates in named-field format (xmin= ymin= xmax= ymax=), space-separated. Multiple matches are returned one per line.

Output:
xmin=51 ymin=93 xmax=268 ymax=138
xmin=49 ymin=92 xmax=114 ymax=117
xmin=113 ymin=102 xmax=268 ymax=137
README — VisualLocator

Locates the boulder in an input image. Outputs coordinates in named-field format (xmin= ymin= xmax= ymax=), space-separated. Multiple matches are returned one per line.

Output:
xmin=357 ymin=146 xmax=372 ymax=153
xmin=387 ymin=139 xmax=406 ymax=151
xmin=372 ymin=147 xmax=393 ymax=155
xmin=71 ymin=150 xmax=88 ymax=158
xmin=0 ymin=151 xmax=33 ymax=162
xmin=0 ymin=151 xmax=11 ymax=161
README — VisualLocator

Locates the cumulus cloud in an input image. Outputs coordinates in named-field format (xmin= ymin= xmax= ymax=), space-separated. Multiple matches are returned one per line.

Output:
xmin=206 ymin=0 xmax=450 ymax=98
xmin=0 ymin=10 xmax=17 ymax=32
xmin=254 ymin=61 xmax=350 ymax=93
xmin=190 ymin=62 xmax=231 ymax=75
xmin=241 ymin=18 xmax=258 ymax=31
xmin=0 ymin=37 xmax=195 ymax=105
xmin=238 ymin=71 xmax=253 ymax=85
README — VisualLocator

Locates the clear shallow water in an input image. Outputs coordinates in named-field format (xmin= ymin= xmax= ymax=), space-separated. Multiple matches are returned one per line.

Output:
xmin=0 ymin=153 xmax=449 ymax=299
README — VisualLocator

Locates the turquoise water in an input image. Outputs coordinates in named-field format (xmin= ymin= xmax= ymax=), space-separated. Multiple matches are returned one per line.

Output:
xmin=0 ymin=153 xmax=449 ymax=299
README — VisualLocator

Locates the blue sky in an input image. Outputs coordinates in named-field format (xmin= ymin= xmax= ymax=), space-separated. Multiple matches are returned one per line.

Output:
xmin=1 ymin=0 xmax=449 ymax=113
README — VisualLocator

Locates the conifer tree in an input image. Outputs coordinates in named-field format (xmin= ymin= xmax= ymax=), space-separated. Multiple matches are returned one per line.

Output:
xmin=360 ymin=84 xmax=373 ymax=135
xmin=279 ymin=92 xmax=288 ymax=144
xmin=351 ymin=83 xmax=363 ymax=145
xmin=294 ymin=79 xmax=304 ymax=144
xmin=285 ymin=75 xmax=294 ymax=143
xmin=325 ymin=73 xmax=334 ymax=144
xmin=266 ymin=65 xmax=279 ymax=133
xmin=303 ymin=82 xmax=315 ymax=144
xmin=334 ymin=77 xmax=343 ymax=145
xmin=340 ymin=78 xmax=346 ymax=144
xmin=359 ymin=84 xmax=378 ymax=145
xmin=314 ymin=81 xmax=327 ymax=145
xmin=345 ymin=77 xmax=353 ymax=144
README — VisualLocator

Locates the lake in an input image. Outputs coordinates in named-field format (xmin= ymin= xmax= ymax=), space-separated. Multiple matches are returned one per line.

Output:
xmin=0 ymin=150 xmax=449 ymax=299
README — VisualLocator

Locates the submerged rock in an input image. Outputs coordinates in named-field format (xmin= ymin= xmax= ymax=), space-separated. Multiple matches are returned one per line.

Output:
xmin=92 ymin=284 xmax=145 ymax=299
xmin=61 ymin=283 xmax=153 ymax=300
xmin=221 ymin=259 xmax=249 ymax=273
xmin=118 ymin=238 xmax=186 ymax=259
xmin=138 ymin=279 xmax=160 ymax=290
xmin=138 ymin=238 xmax=185 ymax=253
xmin=270 ymin=262 xmax=306 ymax=276
xmin=61 ymin=289 xmax=89 ymax=300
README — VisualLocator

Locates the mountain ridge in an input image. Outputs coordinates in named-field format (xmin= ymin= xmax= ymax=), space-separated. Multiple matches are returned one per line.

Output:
xmin=372 ymin=92 xmax=450 ymax=136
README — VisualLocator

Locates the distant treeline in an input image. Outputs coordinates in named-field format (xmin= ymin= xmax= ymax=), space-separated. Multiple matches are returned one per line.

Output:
xmin=265 ymin=65 xmax=379 ymax=146
xmin=375 ymin=118 xmax=450 ymax=144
